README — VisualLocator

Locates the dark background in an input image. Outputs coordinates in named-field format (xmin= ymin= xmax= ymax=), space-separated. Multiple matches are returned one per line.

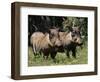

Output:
xmin=28 ymin=15 xmax=88 ymax=45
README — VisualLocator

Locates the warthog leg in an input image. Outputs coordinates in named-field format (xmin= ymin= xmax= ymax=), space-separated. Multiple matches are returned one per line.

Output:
xmin=50 ymin=51 xmax=57 ymax=60
xmin=42 ymin=49 xmax=50 ymax=60
xmin=72 ymin=49 xmax=76 ymax=58
xmin=66 ymin=50 xmax=70 ymax=58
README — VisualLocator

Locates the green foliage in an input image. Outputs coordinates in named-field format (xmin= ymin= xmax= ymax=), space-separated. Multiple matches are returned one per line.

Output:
xmin=28 ymin=44 xmax=88 ymax=66
xmin=62 ymin=17 xmax=88 ymax=41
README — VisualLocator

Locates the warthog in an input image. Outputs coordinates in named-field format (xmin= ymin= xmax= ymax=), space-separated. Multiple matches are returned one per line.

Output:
xmin=30 ymin=32 xmax=53 ymax=56
xmin=30 ymin=28 xmax=61 ymax=59
xmin=50 ymin=27 xmax=83 ymax=59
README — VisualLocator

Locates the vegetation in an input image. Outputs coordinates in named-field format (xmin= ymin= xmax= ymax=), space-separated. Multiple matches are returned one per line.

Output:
xmin=28 ymin=44 xmax=88 ymax=66
xmin=62 ymin=17 xmax=88 ymax=40
xmin=28 ymin=16 xmax=88 ymax=40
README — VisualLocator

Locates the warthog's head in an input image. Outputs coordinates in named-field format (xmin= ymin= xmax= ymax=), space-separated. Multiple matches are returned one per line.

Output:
xmin=49 ymin=28 xmax=62 ymax=47
xmin=71 ymin=27 xmax=83 ymax=45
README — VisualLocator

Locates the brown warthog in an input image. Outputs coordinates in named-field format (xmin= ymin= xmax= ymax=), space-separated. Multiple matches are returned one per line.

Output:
xmin=30 ymin=28 xmax=61 ymax=59
xmin=49 ymin=28 xmax=61 ymax=47
xmin=50 ymin=27 xmax=83 ymax=59
xmin=30 ymin=32 xmax=53 ymax=57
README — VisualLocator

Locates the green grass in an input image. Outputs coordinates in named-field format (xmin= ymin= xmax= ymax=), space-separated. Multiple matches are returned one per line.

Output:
xmin=28 ymin=45 xmax=88 ymax=66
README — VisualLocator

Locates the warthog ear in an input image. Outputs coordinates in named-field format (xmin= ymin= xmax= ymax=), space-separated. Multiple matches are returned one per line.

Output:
xmin=72 ymin=26 xmax=80 ymax=32
xmin=49 ymin=28 xmax=60 ymax=34
xmin=67 ymin=26 xmax=73 ymax=32
xmin=52 ymin=27 xmax=60 ymax=31
xmin=77 ymin=26 xmax=81 ymax=31
xmin=75 ymin=26 xmax=82 ymax=31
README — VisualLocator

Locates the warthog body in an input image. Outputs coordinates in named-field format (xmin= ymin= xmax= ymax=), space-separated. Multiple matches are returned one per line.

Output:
xmin=30 ymin=28 xmax=61 ymax=59
xmin=50 ymin=27 xmax=83 ymax=59
xmin=30 ymin=32 xmax=53 ymax=57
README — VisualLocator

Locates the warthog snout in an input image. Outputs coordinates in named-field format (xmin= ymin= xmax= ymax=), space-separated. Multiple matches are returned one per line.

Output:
xmin=71 ymin=27 xmax=83 ymax=45
xmin=72 ymin=36 xmax=83 ymax=45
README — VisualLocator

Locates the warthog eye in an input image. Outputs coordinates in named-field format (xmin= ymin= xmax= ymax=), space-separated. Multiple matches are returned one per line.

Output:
xmin=72 ymin=34 xmax=75 ymax=37
xmin=74 ymin=38 xmax=77 ymax=41
xmin=71 ymin=33 xmax=75 ymax=37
